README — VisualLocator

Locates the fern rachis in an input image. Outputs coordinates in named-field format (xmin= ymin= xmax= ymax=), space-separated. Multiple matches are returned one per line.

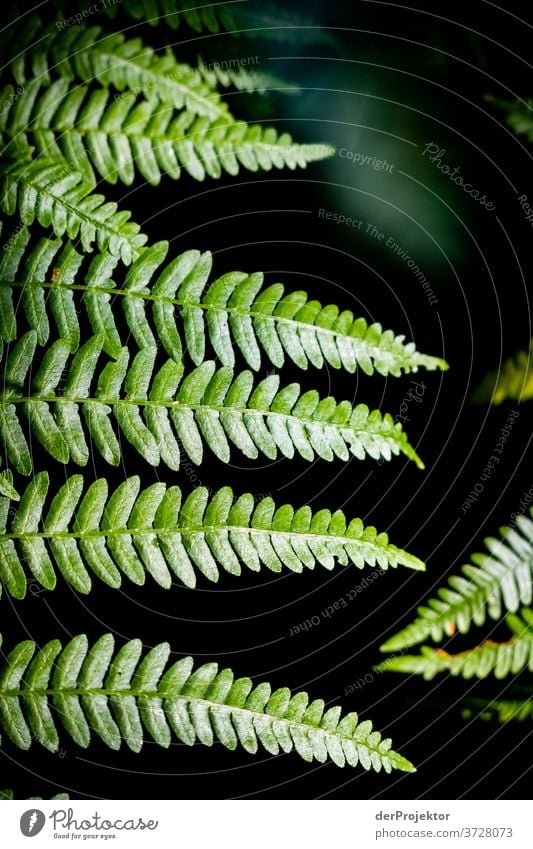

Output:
xmin=0 ymin=472 xmax=424 ymax=598
xmin=0 ymin=632 xmax=415 ymax=773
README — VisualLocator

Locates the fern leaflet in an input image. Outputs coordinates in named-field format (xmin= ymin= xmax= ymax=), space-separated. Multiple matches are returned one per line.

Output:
xmin=0 ymin=464 xmax=18 ymax=501
xmin=0 ymin=631 xmax=415 ymax=773
xmin=0 ymin=333 xmax=423 ymax=475
xmin=0 ymin=225 xmax=447 ymax=376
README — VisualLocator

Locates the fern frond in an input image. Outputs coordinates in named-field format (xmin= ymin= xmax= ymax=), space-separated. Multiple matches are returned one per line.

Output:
xmin=0 ymin=333 xmax=423 ymax=475
xmin=0 ymin=789 xmax=69 ymax=800
xmin=462 ymin=694 xmax=533 ymax=722
xmin=9 ymin=23 xmax=228 ymax=121
xmin=473 ymin=341 xmax=533 ymax=404
xmin=0 ymin=631 xmax=415 ymax=773
xmin=0 ymin=79 xmax=332 ymax=187
xmin=380 ymin=510 xmax=533 ymax=652
xmin=197 ymin=59 xmax=300 ymax=95
xmin=58 ymin=0 xmax=336 ymax=44
xmin=0 ymin=158 xmax=147 ymax=264
xmin=0 ymin=472 xmax=424 ymax=599
xmin=377 ymin=609 xmax=533 ymax=680
xmin=0 ymin=226 xmax=447 ymax=376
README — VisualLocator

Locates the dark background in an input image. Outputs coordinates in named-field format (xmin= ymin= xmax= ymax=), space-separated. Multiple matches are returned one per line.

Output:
xmin=1 ymin=0 xmax=532 ymax=800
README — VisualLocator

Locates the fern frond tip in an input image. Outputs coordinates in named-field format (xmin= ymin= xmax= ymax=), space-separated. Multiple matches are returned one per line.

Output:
xmin=413 ymin=354 xmax=449 ymax=373
xmin=403 ymin=555 xmax=426 ymax=572
xmin=301 ymin=143 xmax=336 ymax=161
xmin=405 ymin=446 xmax=425 ymax=470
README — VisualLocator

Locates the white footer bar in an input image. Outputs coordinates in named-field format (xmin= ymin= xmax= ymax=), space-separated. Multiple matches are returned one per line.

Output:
xmin=1 ymin=799 xmax=529 ymax=848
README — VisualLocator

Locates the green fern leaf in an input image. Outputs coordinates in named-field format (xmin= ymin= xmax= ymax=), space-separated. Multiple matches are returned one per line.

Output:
xmin=0 ymin=631 xmax=415 ymax=773
xmin=0 ymin=476 xmax=18 ymax=501
xmin=9 ymin=23 xmax=228 ymax=121
xmin=0 ymin=472 xmax=424 ymax=598
xmin=0 ymin=225 xmax=447 ymax=376
xmin=473 ymin=341 xmax=533 ymax=404
xmin=0 ymin=158 xmax=147 ymax=264
xmin=377 ymin=609 xmax=533 ymax=680
xmin=0 ymin=463 xmax=18 ymax=501
xmin=0 ymin=79 xmax=333 ymax=187
xmin=380 ymin=510 xmax=533 ymax=652
xmin=0 ymin=333 xmax=423 ymax=475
